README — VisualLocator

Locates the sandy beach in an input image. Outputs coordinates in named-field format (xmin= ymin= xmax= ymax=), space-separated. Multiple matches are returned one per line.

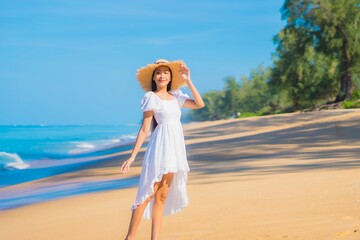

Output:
xmin=1 ymin=109 xmax=360 ymax=240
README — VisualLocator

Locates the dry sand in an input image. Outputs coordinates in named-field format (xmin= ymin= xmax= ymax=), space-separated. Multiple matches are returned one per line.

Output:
xmin=1 ymin=109 xmax=360 ymax=240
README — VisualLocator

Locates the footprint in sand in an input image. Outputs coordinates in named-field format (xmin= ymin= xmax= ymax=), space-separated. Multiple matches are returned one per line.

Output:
xmin=336 ymin=229 xmax=359 ymax=237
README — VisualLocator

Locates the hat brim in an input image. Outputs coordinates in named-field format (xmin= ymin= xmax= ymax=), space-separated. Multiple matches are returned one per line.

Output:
xmin=137 ymin=60 xmax=187 ymax=91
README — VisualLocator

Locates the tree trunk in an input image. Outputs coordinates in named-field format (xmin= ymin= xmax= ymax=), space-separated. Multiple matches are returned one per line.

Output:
xmin=339 ymin=71 xmax=353 ymax=101
xmin=336 ymin=55 xmax=353 ymax=101
xmin=336 ymin=24 xmax=353 ymax=101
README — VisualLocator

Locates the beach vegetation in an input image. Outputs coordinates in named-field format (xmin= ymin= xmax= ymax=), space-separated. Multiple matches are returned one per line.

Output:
xmin=190 ymin=0 xmax=360 ymax=121
xmin=190 ymin=91 xmax=226 ymax=121
xmin=272 ymin=0 xmax=360 ymax=103
xmin=343 ymin=100 xmax=360 ymax=109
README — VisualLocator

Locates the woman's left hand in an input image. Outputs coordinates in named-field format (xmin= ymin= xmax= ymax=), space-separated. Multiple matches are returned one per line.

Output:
xmin=179 ymin=63 xmax=191 ymax=82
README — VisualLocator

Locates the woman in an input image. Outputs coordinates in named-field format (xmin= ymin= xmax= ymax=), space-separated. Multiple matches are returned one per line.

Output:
xmin=120 ymin=59 xmax=205 ymax=240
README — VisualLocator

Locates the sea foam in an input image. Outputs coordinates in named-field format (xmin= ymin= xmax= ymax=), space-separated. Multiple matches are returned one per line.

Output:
xmin=0 ymin=152 xmax=30 ymax=170
xmin=68 ymin=135 xmax=137 ymax=154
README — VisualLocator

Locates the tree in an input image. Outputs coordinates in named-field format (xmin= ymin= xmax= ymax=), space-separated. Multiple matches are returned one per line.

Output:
xmin=190 ymin=91 xmax=226 ymax=121
xmin=239 ymin=66 xmax=273 ymax=113
xmin=223 ymin=77 xmax=241 ymax=117
xmin=279 ymin=0 xmax=360 ymax=101
xmin=271 ymin=27 xmax=339 ymax=109
xmin=190 ymin=66 xmax=275 ymax=121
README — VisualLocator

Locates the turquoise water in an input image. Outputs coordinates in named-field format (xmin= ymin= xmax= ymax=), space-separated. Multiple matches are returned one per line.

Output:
xmin=0 ymin=124 xmax=143 ymax=210
xmin=0 ymin=124 xmax=140 ymax=185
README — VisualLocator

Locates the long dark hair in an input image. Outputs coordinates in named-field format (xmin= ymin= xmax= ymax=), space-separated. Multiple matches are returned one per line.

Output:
xmin=151 ymin=67 xmax=172 ymax=132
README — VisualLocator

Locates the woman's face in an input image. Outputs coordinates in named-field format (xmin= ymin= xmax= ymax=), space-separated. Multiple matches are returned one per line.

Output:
xmin=153 ymin=66 xmax=171 ymax=89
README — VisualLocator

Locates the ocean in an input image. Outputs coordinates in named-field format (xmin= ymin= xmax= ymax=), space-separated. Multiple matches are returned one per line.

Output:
xmin=0 ymin=124 xmax=143 ymax=210
xmin=0 ymin=124 xmax=140 ymax=185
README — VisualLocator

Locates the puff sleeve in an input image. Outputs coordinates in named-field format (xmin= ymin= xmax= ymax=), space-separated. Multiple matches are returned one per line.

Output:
xmin=170 ymin=89 xmax=190 ymax=107
xmin=140 ymin=91 xmax=161 ymax=112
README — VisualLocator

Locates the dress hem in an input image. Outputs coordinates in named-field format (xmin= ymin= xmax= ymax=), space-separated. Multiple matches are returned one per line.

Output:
xmin=131 ymin=168 xmax=189 ymax=219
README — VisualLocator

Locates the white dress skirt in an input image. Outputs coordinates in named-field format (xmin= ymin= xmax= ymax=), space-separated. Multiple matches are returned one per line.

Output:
xmin=131 ymin=90 xmax=190 ymax=219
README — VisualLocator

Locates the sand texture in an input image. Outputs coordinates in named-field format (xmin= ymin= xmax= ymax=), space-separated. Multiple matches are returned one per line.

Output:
xmin=1 ymin=109 xmax=359 ymax=240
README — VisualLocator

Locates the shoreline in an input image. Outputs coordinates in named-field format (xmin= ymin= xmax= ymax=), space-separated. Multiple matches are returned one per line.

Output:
xmin=1 ymin=109 xmax=360 ymax=239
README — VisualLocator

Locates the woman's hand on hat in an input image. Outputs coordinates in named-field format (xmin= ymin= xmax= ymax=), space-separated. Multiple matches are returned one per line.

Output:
xmin=120 ymin=157 xmax=134 ymax=174
xmin=179 ymin=63 xmax=191 ymax=82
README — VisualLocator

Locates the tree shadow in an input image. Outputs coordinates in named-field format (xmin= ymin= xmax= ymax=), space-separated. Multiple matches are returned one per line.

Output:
xmin=184 ymin=110 xmax=356 ymax=140
xmin=186 ymin=116 xmax=360 ymax=176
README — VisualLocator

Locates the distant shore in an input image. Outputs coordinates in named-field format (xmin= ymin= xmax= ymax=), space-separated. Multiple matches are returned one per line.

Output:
xmin=1 ymin=109 xmax=360 ymax=239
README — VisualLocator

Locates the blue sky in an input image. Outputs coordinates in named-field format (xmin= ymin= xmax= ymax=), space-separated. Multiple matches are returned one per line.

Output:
xmin=0 ymin=0 xmax=285 ymax=125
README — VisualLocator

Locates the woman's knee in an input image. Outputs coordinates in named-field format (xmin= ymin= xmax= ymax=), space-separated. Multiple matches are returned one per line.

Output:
xmin=153 ymin=173 xmax=174 ymax=203
xmin=143 ymin=183 xmax=159 ymax=205
xmin=154 ymin=190 xmax=169 ymax=203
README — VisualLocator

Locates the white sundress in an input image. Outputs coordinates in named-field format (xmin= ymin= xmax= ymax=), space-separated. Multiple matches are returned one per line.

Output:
xmin=131 ymin=89 xmax=190 ymax=219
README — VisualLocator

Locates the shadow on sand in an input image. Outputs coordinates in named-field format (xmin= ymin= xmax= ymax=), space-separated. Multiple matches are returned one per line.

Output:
xmin=186 ymin=114 xmax=360 ymax=177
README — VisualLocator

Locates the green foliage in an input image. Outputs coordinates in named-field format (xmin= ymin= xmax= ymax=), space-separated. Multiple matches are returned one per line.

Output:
xmin=190 ymin=91 xmax=226 ymax=121
xmin=271 ymin=41 xmax=339 ymax=109
xmin=190 ymin=66 xmax=283 ymax=121
xmin=238 ymin=112 xmax=262 ymax=118
xmin=238 ymin=67 xmax=271 ymax=113
xmin=352 ymin=89 xmax=360 ymax=100
xmin=275 ymin=0 xmax=360 ymax=101
xmin=223 ymin=77 xmax=241 ymax=117
xmin=343 ymin=100 xmax=360 ymax=108
xmin=190 ymin=0 xmax=359 ymax=122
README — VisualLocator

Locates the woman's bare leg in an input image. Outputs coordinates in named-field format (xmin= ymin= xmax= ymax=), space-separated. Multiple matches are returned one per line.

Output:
xmin=125 ymin=182 xmax=160 ymax=240
xmin=151 ymin=173 xmax=175 ymax=240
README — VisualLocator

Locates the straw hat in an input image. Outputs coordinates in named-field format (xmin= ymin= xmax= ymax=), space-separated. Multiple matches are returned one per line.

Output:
xmin=136 ymin=59 xmax=187 ymax=91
